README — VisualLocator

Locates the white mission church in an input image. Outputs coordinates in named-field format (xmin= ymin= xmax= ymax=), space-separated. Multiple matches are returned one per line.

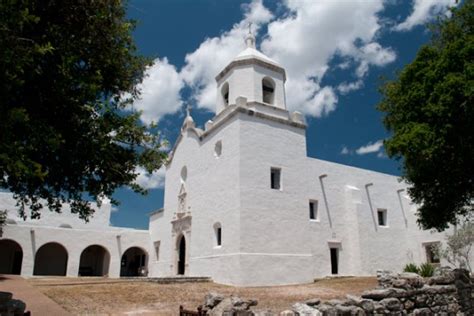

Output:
xmin=0 ymin=32 xmax=465 ymax=286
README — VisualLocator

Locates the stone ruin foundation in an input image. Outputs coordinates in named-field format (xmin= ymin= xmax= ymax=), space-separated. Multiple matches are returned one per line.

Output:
xmin=198 ymin=268 xmax=473 ymax=315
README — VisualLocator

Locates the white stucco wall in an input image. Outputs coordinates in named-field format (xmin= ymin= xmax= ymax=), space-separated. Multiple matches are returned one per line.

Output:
xmin=149 ymin=115 xmax=243 ymax=284
xmin=0 ymin=193 xmax=150 ymax=278
xmin=0 ymin=192 xmax=111 ymax=230
xmin=1 ymin=223 xmax=150 ymax=277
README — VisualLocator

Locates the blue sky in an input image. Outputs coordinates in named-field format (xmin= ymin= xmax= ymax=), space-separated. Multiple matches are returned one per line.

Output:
xmin=110 ymin=0 xmax=458 ymax=229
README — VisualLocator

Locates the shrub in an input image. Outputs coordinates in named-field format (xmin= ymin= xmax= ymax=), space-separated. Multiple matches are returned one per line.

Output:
xmin=403 ymin=263 xmax=419 ymax=274
xmin=419 ymin=262 xmax=435 ymax=277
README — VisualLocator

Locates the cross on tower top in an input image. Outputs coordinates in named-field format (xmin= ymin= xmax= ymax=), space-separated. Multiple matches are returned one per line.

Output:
xmin=245 ymin=22 xmax=256 ymax=49
xmin=186 ymin=104 xmax=192 ymax=117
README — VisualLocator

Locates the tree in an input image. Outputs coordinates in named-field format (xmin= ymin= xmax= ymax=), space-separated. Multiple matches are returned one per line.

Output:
xmin=435 ymin=222 xmax=473 ymax=273
xmin=0 ymin=0 xmax=166 ymax=220
xmin=378 ymin=0 xmax=473 ymax=231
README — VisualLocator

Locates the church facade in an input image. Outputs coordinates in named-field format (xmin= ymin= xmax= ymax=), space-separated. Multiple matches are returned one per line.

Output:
xmin=0 ymin=34 xmax=466 ymax=286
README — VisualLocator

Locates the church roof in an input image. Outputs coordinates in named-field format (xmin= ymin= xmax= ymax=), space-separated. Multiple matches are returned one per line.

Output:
xmin=215 ymin=27 xmax=286 ymax=82
xmin=233 ymin=46 xmax=281 ymax=68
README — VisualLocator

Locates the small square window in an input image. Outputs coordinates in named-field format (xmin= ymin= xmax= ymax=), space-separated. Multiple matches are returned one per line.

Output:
xmin=309 ymin=200 xmax=318 ymax=220
xmin=377 ymin=209 xmax=387 ymax=226
xmin=270 ymin=168 xmax=281 ymax=190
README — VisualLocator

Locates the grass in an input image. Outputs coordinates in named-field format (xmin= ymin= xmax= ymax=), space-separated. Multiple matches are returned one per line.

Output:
xmin=29 ymin=276 xmax=377 ymax=315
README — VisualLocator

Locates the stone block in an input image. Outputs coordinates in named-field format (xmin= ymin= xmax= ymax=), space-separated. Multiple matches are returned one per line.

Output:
xmin=379 ymin=298 xmax=401 ymax=311
xmin=362 ymin=288 xmax=395 ymax=300
xmin=304 ymin=298 xmax=321 ymax=307
xmin=291 ymin=303 xmax=321 ymax=316
xmin=412 ymin=307 xmax=431 ymax=315
xmin=204 ymin=292 xmax=225 ymax=308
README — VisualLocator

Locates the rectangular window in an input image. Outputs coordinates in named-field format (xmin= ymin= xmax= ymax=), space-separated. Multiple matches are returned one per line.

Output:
xmin=309 ymin=200 xmax=318 ymax=220
xmin=154 ymin=241 xmax=160 ymax=261
xmin=377 ymin=209 xmax=387 ymax=226
xmin=425 ymin=243 xmax=441 ymax=264
xmin=270 ymin=168 xmax=281 ymax=190
xmin=216 ymin=227 xmax=222 ymax=246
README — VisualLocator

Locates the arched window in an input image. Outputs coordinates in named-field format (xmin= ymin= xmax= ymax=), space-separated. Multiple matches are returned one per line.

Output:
xmin=262 ymin=77 xmax=275 ymax=104
xmin=221 ymin=82 xmax=229 ymax=106
xmin=213 ymin=223 xmax=222 ymax=247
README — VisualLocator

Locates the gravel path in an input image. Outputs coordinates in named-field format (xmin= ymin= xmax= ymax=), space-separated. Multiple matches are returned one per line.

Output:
xmin=30 ymin=276 xmax=376 ymax=315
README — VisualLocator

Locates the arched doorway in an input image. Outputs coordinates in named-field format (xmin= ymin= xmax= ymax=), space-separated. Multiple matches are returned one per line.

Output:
xmin=120 ymin=247 xmax=147 ymax=277
xmin=34 ymin=242 xmax=68 ymax=276
xmin=78 ymin=245 xmax=110 ymax=276
xmin=0 ymin=239 xmax=23 ymax=275
xmin=177 ymin=235 xmax=186 ymax=275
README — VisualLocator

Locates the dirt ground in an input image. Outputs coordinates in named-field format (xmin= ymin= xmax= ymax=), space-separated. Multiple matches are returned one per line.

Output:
xmin=28 ymin=277 xmax=377 ymax=315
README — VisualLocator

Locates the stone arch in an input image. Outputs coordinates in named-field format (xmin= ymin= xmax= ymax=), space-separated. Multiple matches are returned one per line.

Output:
xmin=34 ymin=242 xmax=68 ymax=276
xmin=176 ymin=234 xmax=186 ymax=275
xmin=221 ymin=82 xmax=229 ymax=106
xmin=78 ymin=245 xmax=110 ymax=277
xmin=120 ymin=246 xmax=148 ymax=277
xmin=262 ymin=77 xmax=275 ymax=104
xmin=0 ymin=239 xmax=23 ymax=275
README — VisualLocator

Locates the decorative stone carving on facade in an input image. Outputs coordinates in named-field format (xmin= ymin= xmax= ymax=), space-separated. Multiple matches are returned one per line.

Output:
xmin=170 ymin=215 xmax=192 ymax=274
xmin=171 ymin=215 xmax=192 ymax=237
xmin=177 ymin=184 xmax=187 ymax=214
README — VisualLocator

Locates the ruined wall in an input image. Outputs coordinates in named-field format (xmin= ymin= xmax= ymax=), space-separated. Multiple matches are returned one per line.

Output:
xmin=290 ymin=269 xmax=473 ymax=315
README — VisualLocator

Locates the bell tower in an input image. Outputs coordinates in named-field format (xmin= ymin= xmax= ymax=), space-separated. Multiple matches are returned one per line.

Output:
xmin=215 ymin=27 xmax=287 ymax=114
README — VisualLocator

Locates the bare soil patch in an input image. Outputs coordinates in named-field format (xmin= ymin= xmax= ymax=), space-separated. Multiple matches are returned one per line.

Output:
xmin=28 ymin=277 xmax=376 ymax=315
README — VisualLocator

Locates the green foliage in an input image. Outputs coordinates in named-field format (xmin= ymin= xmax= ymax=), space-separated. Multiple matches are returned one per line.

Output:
xmin=437 ymin=221 xmax=474 ymax=272
xmin=403 ymin=263 xmax=420 ymax=274
xmin=377 ymin=1 xmax=474 ymax=230
xmin=419 ymin=262 xmax=435 ymax=277
xmin=0 ymin=0 xmax=166 ymax=220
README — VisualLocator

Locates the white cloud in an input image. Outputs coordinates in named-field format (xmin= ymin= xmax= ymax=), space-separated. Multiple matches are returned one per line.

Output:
xmin=355 ymin=139 xmax=384 ymax=155
xmin=180 ymin=0 xmax=273 ymax=110
xmin=337 ymin=80 xmax=364 ymax=95
xmin=261 ymin=0 xmax=395 ymax=116
xmin=134 ymin=166 xmax=166 ymax=189
xmin=130 ymin=0 xmax=398 ymax=122
xmin=131 ymin=58 xmax=184 ymax=124
xmin=355 ymin=43 xmax=396 ymax=77
xmin=394 ymin=0 xmax=458 ymax=31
